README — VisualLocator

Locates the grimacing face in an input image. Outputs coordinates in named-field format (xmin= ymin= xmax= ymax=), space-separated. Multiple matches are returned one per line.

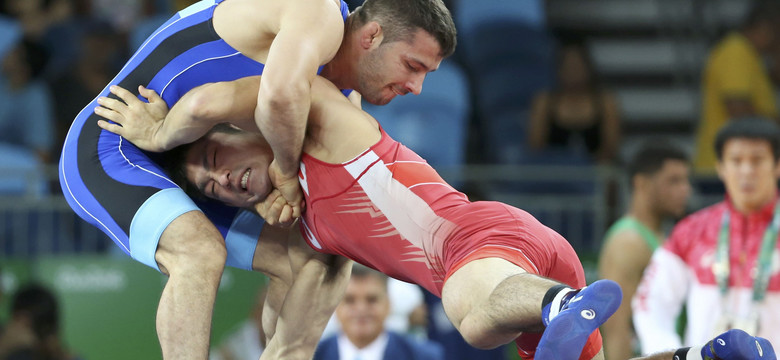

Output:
xmin=184 ymin=131 xmax=274 ymax=208
xmin=717 ymin=138 xmax=780 ymax=213
xmin=356 ymin=28 xmax=443 ymax=105
xmin=335 ymin=275 xmax=390 ymax=347
xmin=648 ymin=159 xmax=691 ymax=218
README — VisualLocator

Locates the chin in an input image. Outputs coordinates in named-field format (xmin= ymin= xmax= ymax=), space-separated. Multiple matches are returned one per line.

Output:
xmin=365 ymin=95 xmax=391 ymax=106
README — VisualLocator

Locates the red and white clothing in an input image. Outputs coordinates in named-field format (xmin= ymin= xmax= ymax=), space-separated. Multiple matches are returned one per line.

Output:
xmin=299 ymin=129 xmax=591 ymax=359
xmin=633 ymin=198 xmax=780 ymax=354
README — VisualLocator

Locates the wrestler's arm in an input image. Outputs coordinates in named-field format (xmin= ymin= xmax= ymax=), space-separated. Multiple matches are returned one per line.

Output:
xmin=251 ymin=224 xmax=352 ymax=359
xmin=252 ymin=0 xmax=343 ymax=177
xmin=95 ymin=77 xmax=262 ymax=152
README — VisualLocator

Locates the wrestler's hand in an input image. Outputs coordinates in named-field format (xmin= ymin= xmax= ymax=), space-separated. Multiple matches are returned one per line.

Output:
xmin=255 ymin=189 xmax=298 ymax=227
xmin=268 ymin=159 xmax=304 ymax=222
xmin=95 ymin=85 xmax=169 ymax=152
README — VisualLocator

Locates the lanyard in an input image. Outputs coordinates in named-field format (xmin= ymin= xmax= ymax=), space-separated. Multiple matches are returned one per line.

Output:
xmin=715 ymin=201 xmax=780 ymax=302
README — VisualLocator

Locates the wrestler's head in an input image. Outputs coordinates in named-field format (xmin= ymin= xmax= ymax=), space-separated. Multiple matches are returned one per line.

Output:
xmin=164 ymin=124 xmax=272 ymax=208
xmin=340 ymin=0 xmax=456 ymax=105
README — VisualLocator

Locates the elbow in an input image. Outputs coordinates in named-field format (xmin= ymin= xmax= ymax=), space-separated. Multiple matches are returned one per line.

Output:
xmin=185 ymin=86 xmax=220 ymax=121
xmin=258 ymin=79 xmax=309 ymax=111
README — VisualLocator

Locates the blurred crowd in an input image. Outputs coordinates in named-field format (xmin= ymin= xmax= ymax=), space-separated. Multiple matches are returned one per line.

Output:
xmin=4 ymin=0 xmax=780 ymax=359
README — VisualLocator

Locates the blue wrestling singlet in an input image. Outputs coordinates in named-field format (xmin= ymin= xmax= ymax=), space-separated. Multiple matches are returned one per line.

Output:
xmin=58 ymin=0 xmax=350 ymax=271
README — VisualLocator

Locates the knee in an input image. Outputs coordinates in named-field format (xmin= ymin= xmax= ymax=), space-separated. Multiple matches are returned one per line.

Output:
xmin=459 ymin=325 xmax=502 ymax=350
xmin=156 ymin=219 xmax=227 ymax=276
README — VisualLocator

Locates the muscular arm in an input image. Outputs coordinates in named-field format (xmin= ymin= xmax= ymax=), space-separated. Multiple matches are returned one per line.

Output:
xmin=631 ymin=351 xmax=675 ymax=360
xmin=254 ymin=0 xmax=343 ymax=177
xmin=251 ymin=224 xmax=351 ymax=359
xmin=598 ymin=230 xmax=653 ymax=360
xmin=261 ymin=231 xmax=352 ymax=359
xmin=95 ymin=78 xmax=261 ymax=152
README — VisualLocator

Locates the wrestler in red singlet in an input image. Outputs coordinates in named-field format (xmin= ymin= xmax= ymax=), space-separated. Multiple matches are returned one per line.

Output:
xmin=299 ymin=129 xmax=600 ymax=359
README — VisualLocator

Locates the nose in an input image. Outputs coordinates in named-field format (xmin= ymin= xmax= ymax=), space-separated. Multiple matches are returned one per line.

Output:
xmin=212 ymin=169 xmax=230 ymax=188
xmin=404 ymin=73 xmax=425 ymax=95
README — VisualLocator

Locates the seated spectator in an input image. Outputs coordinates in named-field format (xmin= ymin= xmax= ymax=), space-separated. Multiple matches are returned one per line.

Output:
xmin=0 ymin=284 xmax=82 ymax=360
xmin=694 ymin=0 xmax=780 ymax=174
xmin=49 ymin=20 xmax=120 ymax=160
xmin=0 ymin=36 xmax=53 ymax=164
xmin=527 ymin=42 xmax=620 ymax=164
xmin=314 ymin=265 xmax=444 ymax=360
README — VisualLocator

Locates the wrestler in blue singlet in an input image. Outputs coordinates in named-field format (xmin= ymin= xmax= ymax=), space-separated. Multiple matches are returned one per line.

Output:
xmin=59 ymin=0 xmax=350 ymax=271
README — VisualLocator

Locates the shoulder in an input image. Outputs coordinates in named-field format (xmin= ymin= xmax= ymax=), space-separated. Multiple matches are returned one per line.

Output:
xmin=601 ymin=226 xmax=653 ymax=271
xmin=666 ymin=202 xmax=724 ymax=253
xmin=710 ymin=33 xmax=756 ymax=63
xmin=313 ymin=335 xmax=339 ymax=360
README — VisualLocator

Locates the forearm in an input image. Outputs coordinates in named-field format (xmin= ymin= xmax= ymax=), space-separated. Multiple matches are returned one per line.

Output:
xmin=261 ymin=276 xmax=290 ymax=345
xmin=153 ymin=81 xmax=257 ymax=150
xmin=255 ymin=80 xmax=310 ymax=176
xmin=260 ymin=256 xmax=351 ymax=359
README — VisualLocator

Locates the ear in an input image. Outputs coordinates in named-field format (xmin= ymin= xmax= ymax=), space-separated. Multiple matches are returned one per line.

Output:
xmin=359 ymin=21 xmax=384 ymax=50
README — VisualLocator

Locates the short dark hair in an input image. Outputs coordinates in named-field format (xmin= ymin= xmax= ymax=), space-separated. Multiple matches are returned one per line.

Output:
xmin=628 ymin=141 xmax=689 ymax=186
xmin=350 ymin=263 xmax=388 ymax=291
xmin=11 ymin=284 xmax=59 ymax=340
xmin=158 ymin=123 xmax=241 ymax=200
xmin=714 ymin=117 xmax=780 ymax=161
xmin=351 ymin=0 xmax=457 ymax=58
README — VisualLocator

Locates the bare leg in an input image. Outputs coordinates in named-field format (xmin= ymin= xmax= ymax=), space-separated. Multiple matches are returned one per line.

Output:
xmin=154 ymin=211 xmax=227 ymax=359
xmin=441 ymin=257 xmax=559 ymax=349
xmin=631 ymin=352 xmax=674 ymax=360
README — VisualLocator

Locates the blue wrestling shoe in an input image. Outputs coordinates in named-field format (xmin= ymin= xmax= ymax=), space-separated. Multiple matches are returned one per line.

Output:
xmin=535 ymin=280 xmax=622 ymax=360
xmin=702 ymin=329 xmax=776 ymax=360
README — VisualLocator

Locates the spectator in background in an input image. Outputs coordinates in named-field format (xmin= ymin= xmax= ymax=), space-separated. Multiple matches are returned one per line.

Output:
xmin=527 ymin=42 xmax=620 ymax=164
xmin=2 ymin=0 xmax=77 ymax=79
xmin=313 ymin=265 xmax=444 ymax=360
xmin=599 ymin=142 xmax=691 ymax=360
xmin=634 ymin=118 xmax=780 ymax=354
xmin=694 ymin=0 xmax=780 ymax=174
xmin=49 ymin=20 xmax=120 ymax=160
xmin=0 ymin=284 xmax=81 ymax=360
xmin=210 ymin=286 xmax=266 ymax=360
xmin=0 ymin=35 xmax=54 ymax=164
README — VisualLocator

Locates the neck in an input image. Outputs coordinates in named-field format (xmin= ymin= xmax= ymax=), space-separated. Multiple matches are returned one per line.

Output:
xmin=320 ymin=27 xmax=357 ymax=90
xmin=732 ymin=192 xmax=777 ymax=215
xmin=350 ymin=335 xmax=378 ymax=349
xmin=629 ymin=194 xmax=662 ymax=233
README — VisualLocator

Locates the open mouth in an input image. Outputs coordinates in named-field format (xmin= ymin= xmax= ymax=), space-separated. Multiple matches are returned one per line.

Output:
xmin=241 ymin=169 xmax=251 ymax=191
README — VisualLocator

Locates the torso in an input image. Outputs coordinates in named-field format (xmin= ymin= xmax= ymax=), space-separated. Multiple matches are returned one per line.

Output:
xmin=545 ymin=91 xmax=604 ymax=154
